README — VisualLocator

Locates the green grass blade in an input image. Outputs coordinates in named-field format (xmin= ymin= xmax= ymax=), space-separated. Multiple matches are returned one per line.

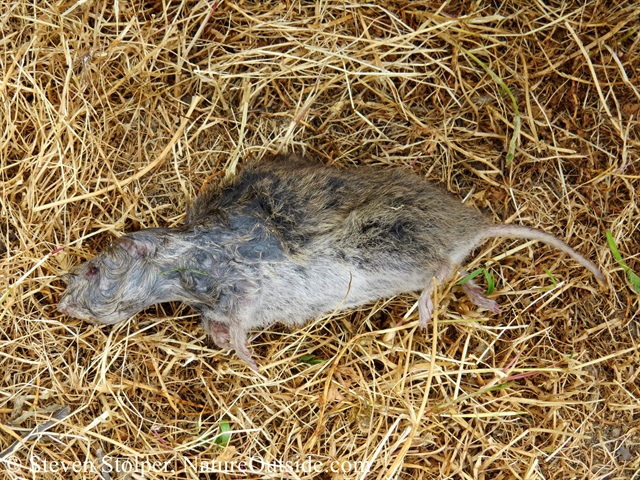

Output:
xmin=456 ymin=268 xmax=484 ymax=285
xmin=606 ymin=230 xmax=640 ymax=293
xmin=214 ymin=418 xmax=232 ymax=448
xmin=483 ymin=269 xmax=495 ymax=295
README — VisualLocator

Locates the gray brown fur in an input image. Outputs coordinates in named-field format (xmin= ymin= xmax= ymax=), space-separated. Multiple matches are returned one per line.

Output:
xmin=58 ymin=155 xmax=604 ymax=370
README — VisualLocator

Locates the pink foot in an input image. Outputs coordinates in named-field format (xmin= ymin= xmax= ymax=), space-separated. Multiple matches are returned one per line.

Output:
xmin=206 ymin=321 xmax=233 ymax=350
xmin=461 ymin=278 xmax=501 ymax=314
xmin=230 ymin=326 xmax=258 ymax=372
xmin=418 ymin=287 xmax=434 ymax=328
xmin=205 ymin=321 xmax=258 ymax=371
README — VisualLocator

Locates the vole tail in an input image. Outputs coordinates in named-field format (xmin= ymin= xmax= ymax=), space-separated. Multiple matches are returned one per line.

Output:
xmin=484 ymin=224 xmax=605 ymax=284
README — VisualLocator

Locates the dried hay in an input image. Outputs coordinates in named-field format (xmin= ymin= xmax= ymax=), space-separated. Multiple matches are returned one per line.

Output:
xmin=1 ymin=0 xmax=639 ymax=478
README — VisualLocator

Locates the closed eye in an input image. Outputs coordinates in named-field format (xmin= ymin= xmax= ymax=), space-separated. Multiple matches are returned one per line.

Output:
xmin=86 ymin=265 xmax=99 ymax=279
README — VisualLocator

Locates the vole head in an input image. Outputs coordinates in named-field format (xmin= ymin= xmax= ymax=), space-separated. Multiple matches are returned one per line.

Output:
xmin=57 ymin=232 xmax=169 ymax=325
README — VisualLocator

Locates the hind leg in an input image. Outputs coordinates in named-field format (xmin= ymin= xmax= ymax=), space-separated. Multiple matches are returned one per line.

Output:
xmin=418 ymin=264 xmax=454 ymax=328
xmin=460 ymin=273 xmax=501 ymax=314
xmin=418 ymin=285 xmax=435 ymax=328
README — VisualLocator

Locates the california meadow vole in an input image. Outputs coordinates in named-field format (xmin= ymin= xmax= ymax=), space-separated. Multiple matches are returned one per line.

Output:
xmin=57 ymin=155 xmax=605 ymax=370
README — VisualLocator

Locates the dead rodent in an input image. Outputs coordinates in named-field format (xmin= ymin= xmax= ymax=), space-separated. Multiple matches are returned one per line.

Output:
xmin=58 ymin=154 xmax=605 ymax=370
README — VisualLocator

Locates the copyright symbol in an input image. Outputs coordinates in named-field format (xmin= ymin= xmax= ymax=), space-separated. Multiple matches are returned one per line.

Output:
xmin=2 ymin=455 xmax=21 ymax=472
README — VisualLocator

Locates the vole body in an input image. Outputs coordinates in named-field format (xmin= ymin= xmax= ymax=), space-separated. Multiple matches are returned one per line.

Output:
xmin=58 ymin=155 xmax=604 ymax=369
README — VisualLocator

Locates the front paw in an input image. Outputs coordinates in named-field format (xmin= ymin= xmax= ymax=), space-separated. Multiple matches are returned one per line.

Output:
xmin=205 ymin=320 xmax=233 ymax=350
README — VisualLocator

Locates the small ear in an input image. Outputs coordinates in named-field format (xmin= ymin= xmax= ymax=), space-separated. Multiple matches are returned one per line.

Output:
xmin=116 ymin=236 xmax=156 ymax=259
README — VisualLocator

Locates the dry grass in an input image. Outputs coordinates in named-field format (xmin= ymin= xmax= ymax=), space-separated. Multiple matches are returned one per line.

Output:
xmin=1 ymin=0 xmax=639 ymax=478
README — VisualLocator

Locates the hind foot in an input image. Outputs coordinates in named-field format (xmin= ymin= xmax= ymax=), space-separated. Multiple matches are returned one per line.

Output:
xmin=461 ymin=277 xmax=501 ymax=314
xmin=418 ymin=265 xmax=455 ymax=328
xmin=417 ymin=270 xmax=500 ymax=327
xmin=418 ymin=286 xmax=435 ymax=328
xmin=230 ymin=326 xmax=258 ymax=372
xmin=204 ymin=319 xmax=258 ymax=371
